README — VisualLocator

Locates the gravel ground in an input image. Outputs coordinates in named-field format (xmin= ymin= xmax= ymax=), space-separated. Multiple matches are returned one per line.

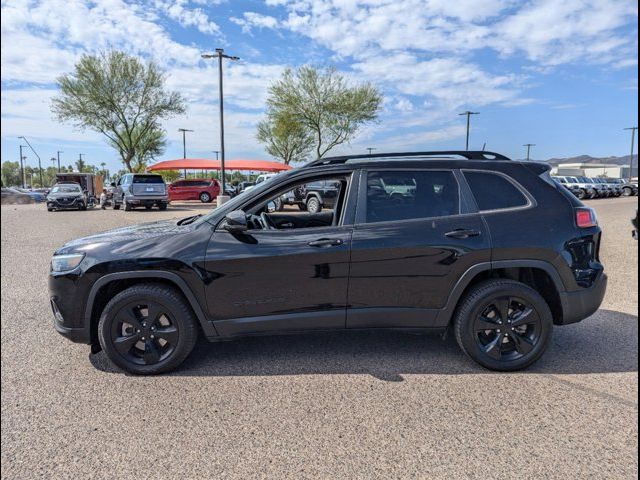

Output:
xmin=1 ymin=198 xmax=638 ymax=479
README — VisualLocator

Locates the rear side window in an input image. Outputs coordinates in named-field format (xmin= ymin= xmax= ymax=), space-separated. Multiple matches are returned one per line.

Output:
xmin=365 ymin=170 xmax=459 ymax=223
xmin=133 ymin=175 xmax=164 ymax=184
xmin=464 ymin=171 xmax=528 ymax=211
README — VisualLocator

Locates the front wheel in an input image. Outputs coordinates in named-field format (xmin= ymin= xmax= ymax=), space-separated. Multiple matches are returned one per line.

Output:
xmin=98 ymin=284 xmax=199 ymax=374
xmin=124 ymin=202 xmax=132 ymax=211
xmin=453 ymin=280 xmax=553 ymax=371
xmin=199 ymin=192 xmax=212 ymax=203
xmin=623 ymin=187 xmax=633 ymax=197
xmin=306 ymin=197 xmax=321 ymax=214
xmin=577 ymin=189 xmax=587 ymax=200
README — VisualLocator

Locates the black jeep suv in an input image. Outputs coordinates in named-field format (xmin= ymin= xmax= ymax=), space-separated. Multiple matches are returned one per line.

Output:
xmin=49 ymin=151 xmax=607 ymax=374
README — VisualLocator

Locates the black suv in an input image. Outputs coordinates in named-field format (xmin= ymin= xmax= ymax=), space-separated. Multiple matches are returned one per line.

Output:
xmin=49 ymin=151 xmax=607 ymax=374
xmin=281 ymin=180 xmax=341 ymax=213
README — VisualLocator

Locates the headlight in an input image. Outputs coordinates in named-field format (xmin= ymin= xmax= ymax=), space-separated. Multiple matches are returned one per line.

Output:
xmin=47 ymin=196 xmax=54 ymax=202
xmin=51 ymin=253 xmax=85 ymax=273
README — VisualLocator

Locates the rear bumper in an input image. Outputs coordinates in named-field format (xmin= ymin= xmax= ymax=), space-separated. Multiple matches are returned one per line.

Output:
xmin=558 ymin=272 xmax=608 ymax=325
xmin=124 ymin=195 xmax=168 ymax=205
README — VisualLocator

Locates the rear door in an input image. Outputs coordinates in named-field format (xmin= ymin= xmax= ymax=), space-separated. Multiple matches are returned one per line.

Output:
xmin=347 ymin=169 xmax=491 ymax=329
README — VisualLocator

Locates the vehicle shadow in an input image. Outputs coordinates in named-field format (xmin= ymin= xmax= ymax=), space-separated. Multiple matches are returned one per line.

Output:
xmin=89 ymin=309 xmax=638 ymax=379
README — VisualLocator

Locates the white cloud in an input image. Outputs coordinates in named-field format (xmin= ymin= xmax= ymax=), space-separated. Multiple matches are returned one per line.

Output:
xmin=155 ymin=0 xmax=221 ymax=35
xmin=230 ymin=12 xmax=280 ymax=34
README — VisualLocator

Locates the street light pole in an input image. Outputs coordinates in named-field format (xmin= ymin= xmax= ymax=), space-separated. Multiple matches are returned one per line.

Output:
xmin=458 ymin=111 xmax=480 ymax=150
xmin=624 ymin=127 xmax=638 ymax=182
xmin=202 ymin=49 xmax=240 ymax=203
xmin=366 ymin=147 xmax=376 ymax=155
xmin=57 ymin=151 xmax=63 ymax=172
xmin=523 ymin=143 xmax=536 ymax=161
xmin=19 ymin=145 xmax=27 ymax=188
xmin=19 ymin=136 xmax=43 ymax=186
xmin=178 ymin=128 xmax=193 ymax=178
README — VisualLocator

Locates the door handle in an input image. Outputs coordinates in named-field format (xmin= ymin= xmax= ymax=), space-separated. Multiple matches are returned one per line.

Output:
xmin=308 ymin=238 xmax=344 ymax=247
xmin=445 ymin=229 xmax=481 ymax=239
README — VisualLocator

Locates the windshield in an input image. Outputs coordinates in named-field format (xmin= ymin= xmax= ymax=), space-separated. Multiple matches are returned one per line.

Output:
xmin=51 ymin=185 xmax=81 ymax=193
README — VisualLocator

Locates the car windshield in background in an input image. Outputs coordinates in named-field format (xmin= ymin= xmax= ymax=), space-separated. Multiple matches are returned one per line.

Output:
xmin=51 ymin=185 xmax=81 ymax=193
xmin=133 ymin=175 xmax=164 ymax=184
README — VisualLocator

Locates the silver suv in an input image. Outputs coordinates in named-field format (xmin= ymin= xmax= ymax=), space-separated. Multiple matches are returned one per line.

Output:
xmin=554 ymin=176 xmax=597 ymax=199
xmin=112 ymin=174 xmax=168 ymax=211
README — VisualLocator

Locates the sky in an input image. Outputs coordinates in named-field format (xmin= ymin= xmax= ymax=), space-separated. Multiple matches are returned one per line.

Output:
xmin=1 ymin=0 xmax=638 ymax=173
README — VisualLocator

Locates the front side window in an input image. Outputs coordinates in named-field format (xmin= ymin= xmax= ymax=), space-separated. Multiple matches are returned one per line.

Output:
xmin=365 ymin=170 xmax=459 ymax=223
xmin=464 ymin=171 xmax=528 ymax=211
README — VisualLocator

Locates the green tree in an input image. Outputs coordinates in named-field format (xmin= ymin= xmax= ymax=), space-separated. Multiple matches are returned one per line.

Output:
xmin=1 ymin=161 xmax=21 ymax=187
xmin=110 ymin=125 xmax=167 ymax=173
xmin=256 ymin=112 xmax=313 ymax=165
xmin=75 ymin=158 xmax=87 ymax=172
xmin=155 ymin=170 xmax=181 ymax=183
xmin=51 ymin=50 xmax=186 ymax=172
xmin=264 ymin=66 xmax=382 ymax=159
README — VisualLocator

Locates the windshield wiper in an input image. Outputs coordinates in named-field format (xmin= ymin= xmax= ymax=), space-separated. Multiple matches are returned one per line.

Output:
xmin=177 ymin=214 xmax=203 ymax=226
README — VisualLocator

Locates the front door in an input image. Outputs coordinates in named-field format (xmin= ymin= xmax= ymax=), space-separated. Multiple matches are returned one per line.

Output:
xmin=347 ymin=169 xmax=491 ymax=329
xmin=202 ymin=173 xmax=355 ymax=337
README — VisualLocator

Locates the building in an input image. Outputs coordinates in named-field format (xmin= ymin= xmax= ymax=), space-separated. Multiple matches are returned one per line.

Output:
xmin=551 ymin=163 xmax=637 ymax=179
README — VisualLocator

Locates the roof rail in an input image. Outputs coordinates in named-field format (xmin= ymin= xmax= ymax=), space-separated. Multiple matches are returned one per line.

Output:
xmin=303 ymin=150 xmax=511 ymax=168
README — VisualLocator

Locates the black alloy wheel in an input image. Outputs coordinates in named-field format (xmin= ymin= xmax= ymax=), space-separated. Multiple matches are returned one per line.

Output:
xmin=454 ymin=280 xmax=553 ymax=371
xmin=98 ymin=284 xmax=198 ymax=374
xmin=473 ymin=296 xmax=541 ymax=362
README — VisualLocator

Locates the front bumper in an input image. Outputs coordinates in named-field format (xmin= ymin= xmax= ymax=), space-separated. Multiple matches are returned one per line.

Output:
xmin=558 ymin=272 xmax=608 ymax=325
xmin=49 ymin=272 xmax=92 ymax=344
xmin=48 ymin=198 xmax=85 ymax=209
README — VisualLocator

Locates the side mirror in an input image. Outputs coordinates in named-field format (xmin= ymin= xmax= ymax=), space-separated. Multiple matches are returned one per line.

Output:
xmin=110 ymin=182 xmax=116 ymax=187
xmin=223 ymin=210 xmax=248 ymax=233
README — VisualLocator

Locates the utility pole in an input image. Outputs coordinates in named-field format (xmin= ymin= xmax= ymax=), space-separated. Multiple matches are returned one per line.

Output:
xmin=624 ymin=127 xmax=638 ymax=182
xmin=202 ymin=48 xmax=240 ymax=203
xmin=458 ymin=111 xmax=480 ymax=150
xmin=57 ymin=151 xmax=63 ymax=172
xmin=366 ymin=147 xmax=376 ymax=155
xmin=19 ymin=145 xmax=27 ymax=188
xmin=523 ymin=143 xmax=536 ymax=161
xmin=19 ymin=136 xmax=43 ymax=186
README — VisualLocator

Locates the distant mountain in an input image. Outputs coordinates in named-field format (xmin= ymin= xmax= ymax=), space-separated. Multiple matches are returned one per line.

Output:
xmin=524 ymin=155 xmax=634 ymax=166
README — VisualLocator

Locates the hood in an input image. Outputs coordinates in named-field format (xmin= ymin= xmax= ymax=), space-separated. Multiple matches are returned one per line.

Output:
xmin=55 ymin=219 xmax=190 ymax=255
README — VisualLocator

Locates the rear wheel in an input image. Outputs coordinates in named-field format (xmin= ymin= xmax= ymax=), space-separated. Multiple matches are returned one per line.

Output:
xmin=158 ymin=203 xmax=167 ymax=210
xmin=454 ymin=280 xmax=553 ymax=371
xmin=98 ymin=284 xmax=199 ymax=374
xmin=199 ymin=192 xmax=212 ymax=203
xmin=623 ymin=187 xmax=633 ymax=197
xmin=306 ymin=196 xmax=321 ymax=214
xmin=124 ymin=202 xmax=132 ymax=211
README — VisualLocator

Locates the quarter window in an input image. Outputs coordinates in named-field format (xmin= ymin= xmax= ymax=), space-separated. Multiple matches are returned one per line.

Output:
xmin=365 ymin=171 xmax=460 ymax=223
xmin=464 ymin=171 xmax=528 ymax=211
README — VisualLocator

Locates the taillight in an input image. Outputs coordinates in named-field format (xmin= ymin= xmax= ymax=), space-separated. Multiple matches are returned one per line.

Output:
xmin=576 ymin=207 xmax=598 ymax=228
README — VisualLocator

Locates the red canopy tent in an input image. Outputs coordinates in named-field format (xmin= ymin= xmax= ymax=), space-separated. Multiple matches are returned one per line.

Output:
xmin=147 ymin=158 xmax=292 ymax=172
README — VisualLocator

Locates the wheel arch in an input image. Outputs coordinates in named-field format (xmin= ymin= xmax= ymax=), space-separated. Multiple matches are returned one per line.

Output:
xmin=86 ymin=271 xmax=216 ymax=347
xmin=437 ymin=260 xmax=567 ymax=327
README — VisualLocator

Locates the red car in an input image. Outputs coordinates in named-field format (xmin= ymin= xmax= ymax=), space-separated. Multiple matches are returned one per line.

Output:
xmin=168 ymin=179 xmax=220 ymax=203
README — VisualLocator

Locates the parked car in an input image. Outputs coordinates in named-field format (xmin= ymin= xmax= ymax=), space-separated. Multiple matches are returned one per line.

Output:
xmin=168 ymin=179 xmax=220 ymax=203
xmin=49 ymin=150 xmax=607 ymax=374
xmin=46 ymin=183 xmax=88 ymax=211
xmin=236 ymin=181 xmax=255 ymax=194
xmin=589 ymin=178 xmax=618 ymax=197
xmin=608 ymin=178 xmax=638 ymax=197
xmin=1 ymin=187 xmax=34 ymax=205
xmin=112 ymin=173 xmax=168 ymax=211
xmin=280 ymin=180 xmax=341 ymax=213
xmin=552 ymin=176 xmax=596 ymax=200
xmin=55 ymin=173 xmax=103 ymax=206
xmin=16 ymin=188 xmax=46 ymax=203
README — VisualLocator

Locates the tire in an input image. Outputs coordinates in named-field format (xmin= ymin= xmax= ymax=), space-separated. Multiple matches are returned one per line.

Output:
xmin=306 ymin=196 xmax=321 ymax=214
xmin=297 ymin=203 xmax=308 ymax=211
xmin=623 ymin=187 xmax=633 ymax=197
xmin=47 ymin=208 xmax=54 ymax=212
xmin=145 ymin=205 xmax=153 ymax=210
xmin=199 ymin=192 xmax=212 ymax=203
xmin=453 ymin=279 xmax=553 ymax=371
xmin=113 ymin=201 xmax=120 ymax=210
xmin=98 ymin=284 xmax=199 ymax=375
xmin=124 ymin=202 xmax=132 ymax=211
xmin=577 ymin=189 xmax=587 ymax=200
xmin=158 ymin=203 xmax=167 ymax=211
